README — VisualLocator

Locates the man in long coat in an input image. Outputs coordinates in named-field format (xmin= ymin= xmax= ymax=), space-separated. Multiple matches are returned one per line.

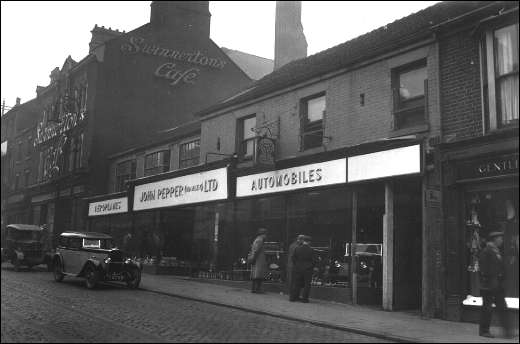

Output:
xmin=290 ymin=235 xmax=315 ymax=302
xmin=478 ymin=231 xmax=511 ymax=338
xmin=250 ymin=228 xmax=268 ymax=293
xmin=287 ymin=235 xmax=304 ymax=296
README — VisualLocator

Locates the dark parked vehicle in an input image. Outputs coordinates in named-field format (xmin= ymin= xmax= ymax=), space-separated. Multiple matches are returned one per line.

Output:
xmin=52 ymin=231 xmax=142 ymax=289
xmin=1 ymin=224 xmax=52 ymax=271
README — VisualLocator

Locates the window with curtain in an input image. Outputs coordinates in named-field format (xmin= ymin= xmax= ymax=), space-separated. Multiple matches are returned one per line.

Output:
xmin=116 ymin=160 xmax=136 ymax=192
xmin=179 ymin=140 xmax=200 ymax=168
xmin=144 ymin=150 xmax=170 ymax=176
xmin=495 ymin=24 xmax=519 ymax=126
xmin=482 ymin=23 xmax=519 ymax=130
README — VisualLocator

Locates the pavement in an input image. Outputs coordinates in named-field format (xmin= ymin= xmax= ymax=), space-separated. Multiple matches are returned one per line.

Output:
xmin=139 ymin=273 xmax=519 ymax=343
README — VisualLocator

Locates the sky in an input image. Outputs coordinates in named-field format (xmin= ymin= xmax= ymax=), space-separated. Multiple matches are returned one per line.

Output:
xmin=1 ymin=1 xmax=439 ymax=111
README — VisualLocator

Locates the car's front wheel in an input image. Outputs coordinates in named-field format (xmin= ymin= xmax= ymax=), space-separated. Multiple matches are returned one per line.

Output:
xmin=53 ymin=260 xmax=64 ymax=282
xmin=85 ymin=266 xmax=99 ymax=289
xmin=126 ymin=268 xmax=141 ymax=289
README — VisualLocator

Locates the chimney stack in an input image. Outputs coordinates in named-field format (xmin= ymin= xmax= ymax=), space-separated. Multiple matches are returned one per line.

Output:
xmin=274 ymin=1 xmax=307 ymax=70
xmin=15 ymin=97 xmax=21 ymax=106
xmin=150 ymin=1 xmax=211 ymax=37
xmin=89 ymin=24 xmax=123 ymax=53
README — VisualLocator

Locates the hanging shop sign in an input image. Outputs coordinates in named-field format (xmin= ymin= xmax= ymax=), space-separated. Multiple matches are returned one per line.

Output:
xmin=133 ymin=167 xmax=228 ymax=211
xmin=457 ymin=153 xmax=518 ymax=181
xmin=236 ymin=158 xmax=346 ymax=197
xmin=88 ymin=197 xmax=128 ymax=217
xmin=347 ymin=144 xmax=421 ymax=183
xmin=121 ymin=36 xmax=227 ymax=87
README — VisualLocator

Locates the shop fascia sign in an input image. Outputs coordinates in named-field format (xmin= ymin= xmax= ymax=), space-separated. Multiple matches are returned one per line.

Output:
xmin=88 ymin=197 xmax=128 ymax=217
xmin=121 ymin=36 xmax=227 ymax=87
xmin=347 ymin=144 xmax=421 ymax=182
xmin=457 ymin=153 xmax=518 ymax=181
xmin=236 ymin=158 xmax=347 ymax=197
xmin=133 ymin=167 xmax=228 ymax=211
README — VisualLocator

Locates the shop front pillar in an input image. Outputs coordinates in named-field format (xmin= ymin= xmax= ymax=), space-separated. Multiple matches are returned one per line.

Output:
xmin=211 ymin=211 xmax=220 ymax=272
xmin=383 ymin=181 xmax=394 ymax=311
xmin=351 ymin=190 xmax=358 ymax=305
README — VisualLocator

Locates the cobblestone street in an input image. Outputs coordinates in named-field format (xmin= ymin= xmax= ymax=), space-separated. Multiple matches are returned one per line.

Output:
xmin=1 ymin=265 xmax=392 ymax=343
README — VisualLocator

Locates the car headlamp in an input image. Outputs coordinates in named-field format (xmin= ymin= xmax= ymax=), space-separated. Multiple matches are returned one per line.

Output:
xmin=104 ymin=257 xmax=111 ymax=264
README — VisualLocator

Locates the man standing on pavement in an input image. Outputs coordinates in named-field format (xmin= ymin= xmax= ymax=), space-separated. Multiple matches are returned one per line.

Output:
xmin=249 ymin=228 xmax=268 ymax=293
xmin=287 ymin=234 xmax=305 ymax=296
xmin=478 ymin=231 xmax=511 ymax=338
xmin=290 ymin=235 xmax=315 ymax=303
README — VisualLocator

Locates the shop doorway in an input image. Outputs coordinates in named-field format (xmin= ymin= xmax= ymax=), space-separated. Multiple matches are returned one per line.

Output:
xmin=354 ymin=183 xmax=384 ymax=306
xmin=393 ymin=178 xmax=422 ymax=310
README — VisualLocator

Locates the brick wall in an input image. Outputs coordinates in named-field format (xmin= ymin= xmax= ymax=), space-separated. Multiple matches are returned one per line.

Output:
xmin=201 ymin=43 xmax=440 ymax=162
xmin=439 ymin=29 xmax=483 ymax=142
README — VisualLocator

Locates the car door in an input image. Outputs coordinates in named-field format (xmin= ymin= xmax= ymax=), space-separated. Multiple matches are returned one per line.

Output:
xmin=66 ymin=238 xmax=84 ymax=275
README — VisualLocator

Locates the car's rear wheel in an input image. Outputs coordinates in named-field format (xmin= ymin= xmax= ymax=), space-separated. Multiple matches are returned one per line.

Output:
xmin=85 ymin=266 xmax=99 ymax=289
xmin=126 ymin=268 xmax=141 ymax=289
xmin=53 ymin=260 xmax=64 ymax=282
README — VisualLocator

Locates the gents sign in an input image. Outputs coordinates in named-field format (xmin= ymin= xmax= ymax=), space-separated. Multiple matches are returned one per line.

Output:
xmin=458 ymin=153 xmax=519 ymax=181
xmin=88 ymin=197 xmax=128 ymax=217
xmin=236 ymin=159 xmax=346 ymax=197
xmin=133 ymin=168 xmax=228 ymax=211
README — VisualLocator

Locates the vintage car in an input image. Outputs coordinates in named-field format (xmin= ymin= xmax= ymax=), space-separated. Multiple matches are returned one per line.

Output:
xmin=52 ymin=231 xmax=142 ymax=289
xmin=1 ymin=224 xmax=53 ymax=271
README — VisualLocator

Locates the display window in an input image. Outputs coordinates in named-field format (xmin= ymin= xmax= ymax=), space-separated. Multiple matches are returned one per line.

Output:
xmin=463 ymin=185 xmax=519 ymax=308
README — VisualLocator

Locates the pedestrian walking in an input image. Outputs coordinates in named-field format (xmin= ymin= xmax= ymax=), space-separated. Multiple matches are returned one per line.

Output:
xmin=290 ymin=235 xmax=315 ymax=303
xmin=478 ymin=231 xmax=512 ymax=338
xmin=248 ymin=228 xmax=268 ymax=293
xmin=287 ymin=234 xmax=305 ymax=296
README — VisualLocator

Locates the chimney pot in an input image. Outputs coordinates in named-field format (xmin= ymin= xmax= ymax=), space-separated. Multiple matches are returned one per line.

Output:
xmin=16 ymin=97 xmax=21 ymax=106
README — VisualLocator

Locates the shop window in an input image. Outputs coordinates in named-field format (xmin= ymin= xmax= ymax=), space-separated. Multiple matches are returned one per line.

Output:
xmin=24 ymin=170 xmax=30 ymax=187
xmin=17 ymin=141 xmax=22 ymax=161
xmin=145 ymin=150 xmax=170 ymax=176
xmin=237 ymin=116 xmax=256 ymax=161
xmin=392 ymin=60 xmax=427 ymax=129
xmin=26 ymin=136 xmax=32 ymax=157
xmin=465 ymin=187 xmax=519 ymax=303
xmin=179 ymin=140 xmax=200 ymax=169
xmin=115 ymin=159 xmax=136 ymax=192
xmin=481 ymin=23 xmax=519 ymax=130
xmin=300 ymin=93 xmax=325 ymax=150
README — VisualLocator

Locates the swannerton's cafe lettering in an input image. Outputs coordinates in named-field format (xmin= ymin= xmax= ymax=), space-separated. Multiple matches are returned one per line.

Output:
xmin=236 ymin=159 xmax=347 ymax=197
xmin=133 ymin=168 xmax=228 ymax=211
xmin=121 ymin=36 xmax=227 ymax=87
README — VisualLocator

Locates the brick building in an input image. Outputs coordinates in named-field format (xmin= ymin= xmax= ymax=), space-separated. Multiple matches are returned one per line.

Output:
xmin=433 ymin=1 xmax=518 ymax=323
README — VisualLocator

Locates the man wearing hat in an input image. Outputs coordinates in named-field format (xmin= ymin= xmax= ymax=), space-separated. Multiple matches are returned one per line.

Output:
xmin=290 ymin=235 xmax=315 ymax=302
xmin=249 ymin=228 xmax=268 ymax=293
xmin=478 ymin=231 xmax=511 ymax=338
xmin=287 ymin=235 xmax=305 ymax=296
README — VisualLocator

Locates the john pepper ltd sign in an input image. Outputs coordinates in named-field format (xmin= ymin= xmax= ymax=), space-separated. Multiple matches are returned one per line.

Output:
xmin=236 ymin=158 xmax=347 ymax=198
xmin=88 ymin=197 xmax=128 ymax=217
xmin=133 ymin=168 xmax=228 ymax=211
xmin=121 ymin=36 xmax=227 ymax=87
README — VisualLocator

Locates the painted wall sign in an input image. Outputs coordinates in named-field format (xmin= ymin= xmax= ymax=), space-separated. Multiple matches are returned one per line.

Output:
xmin=121 ymin=36 xmax=227 ymax=88
xmin=236 ymin=158 xmax=347 ymax=198
xmin=88 ymin=197 xmax=128 ymax=217
xmin=133 ymin=167 xmax=228 ymax=211
xmin=348 ymin=144 xmax=421 ymax=183
xmin=34 ymin=111 xmax=86 ymax=146
xmin=457 ymin=153 xmax=519 ymax=181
